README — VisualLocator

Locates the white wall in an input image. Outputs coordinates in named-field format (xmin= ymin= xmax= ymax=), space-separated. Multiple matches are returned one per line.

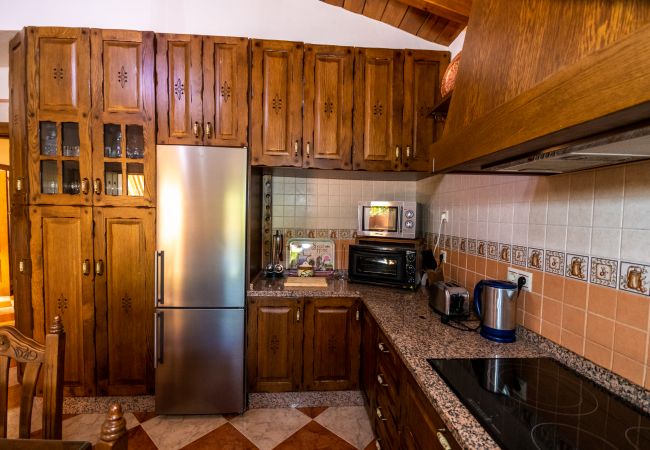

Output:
xmin=0 ymin=0 xmax=447 ymax=50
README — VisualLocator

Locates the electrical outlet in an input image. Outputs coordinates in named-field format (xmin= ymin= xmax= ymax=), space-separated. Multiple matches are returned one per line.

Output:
xmin=439 ymin=250 xmax=447 ymax=262
xmin=507 ymin=267 xmax=533 ymax=292
xmin=441 ymin=210 xmax=449 ymax=222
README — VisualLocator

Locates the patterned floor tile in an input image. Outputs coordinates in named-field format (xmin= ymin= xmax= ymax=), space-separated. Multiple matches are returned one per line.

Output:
xmin=229 ymin=408 xmax=311 ymax=450
xmin=141 ymin=414 xmax=227 ymax=450
xmin=181 ymin=422 xmax=258 ymax=450
xmin=314 ymin=406 xmax=374 ymax=449
xmin=62 ymin=412 xmax=139 ymax=444
xmin=127 ymin=424 xmax=158 ymax=450
xmin=296 ymin=406 xmax=329 ymax=419
xmin=275 ymin=421 xmax=356 ymax=450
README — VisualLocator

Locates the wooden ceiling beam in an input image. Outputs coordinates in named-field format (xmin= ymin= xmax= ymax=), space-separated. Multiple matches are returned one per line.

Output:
xmin=396 ymin=0 xmax=470 ymax=25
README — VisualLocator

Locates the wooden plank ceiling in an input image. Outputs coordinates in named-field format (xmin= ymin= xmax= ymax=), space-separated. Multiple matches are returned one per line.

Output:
xmin=321 ymin=0 xmax=470 ymax=46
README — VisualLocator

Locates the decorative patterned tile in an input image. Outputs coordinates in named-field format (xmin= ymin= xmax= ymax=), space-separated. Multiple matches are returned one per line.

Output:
xmin=487 ymin=241 xmax=499 ymax=260
xmin=477 ymin=240 xmax=486 ymax=257
xmin=619 ymin=261 xmax=650 ymax=296
xmin=314 ymin=406 xmax=374 ymax=449
xmin=452 ymin=236 xmax=459 ymax=250
xmin=499 ymin=243 xmax=511 ymax=262
xmin=590 ymin=257 xmax=618 ymax=288
xmin=512 ymin=245 xmax=527 ymax=267
xmin=230 ymin=408 xmax=311 ymax=450
xmin=459 ymin=238 xmax=467 ymax=253
xmin=444 ymin=235 xmax=451 ymax=249
xmin=565 ymin=253 xmax=589 ymax=281
xmin=528 ymin=248 xmax=544 ymax=271
xmin=141 ymin=415 xmax=227 ymax=450
xmin=468 ymin=239 xmax=477 ymax=255
xmin=545 ymin=250 xmax=565 ymax=275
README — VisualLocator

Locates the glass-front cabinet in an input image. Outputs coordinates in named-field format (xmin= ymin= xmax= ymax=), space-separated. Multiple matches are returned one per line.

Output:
xmin=90 ymin=29 xmax=155 ymax=207
xmin=27 ymin=28 xmax=93 ymax=205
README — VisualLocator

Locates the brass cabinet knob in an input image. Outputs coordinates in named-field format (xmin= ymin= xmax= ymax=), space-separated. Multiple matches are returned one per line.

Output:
xmin=82 ymin=259 xmax=90 ymax=276
xmin=192 ymin=121 xmax=202 ymax=138
xmin=376 ymin=407 xmax=387 ymax=422
xmin=306 ymin=142 xmax=310 ymax=157
xmin=406 ymin=146 xmax=411 ymax=159
xmin=436 ymin=431 xmax=452 ymax=450
xmin=95 ymin=260 xmax=104 ymax=276
xmin=205 ymin=122 xmax=213 ymax=138
xmin=377 ymin=373 xmax=388 ymax=387
xmin=395 ymin=146 xmax=400 ymax=161
xmin=81 ymin=178 xmax=90 ymax=195
xmin=93 ymin=178 xmax=102 ymax=195
xmin=377 ymin=342 xmax=389 ymax=353
xmin=294 ymin=140 xmax=299 ymax=157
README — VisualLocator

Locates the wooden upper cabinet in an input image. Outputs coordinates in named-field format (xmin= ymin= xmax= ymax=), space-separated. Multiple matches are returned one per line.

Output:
xmin=25 ymin=27 xmax=93 ymax=206
xmin=303 ymin=44 xmax=354 ymax=170
xmin=91 ymin=29 xmax=155 ymax=207
xmin=247 ymin=297 xmax=303 ymax=392
xmin=202 ymin=37 xmax=249 ymax=147
xmin=29 ymin=206 xmax=95 ymax=396
xmin=250 ymin=39 xmax=304 ymax=167
xmin=9 ymin=31 xmax=28 ymax=206
xmin=303 ymin=297 xmax=361 ymax=391
xmin=155 ymin=34 xmax=203 ymax=145
xmin=353 ymin=48 xmax=404 ymax=171
xmin=402 ymin=50 xmax=449 ymax=172
xmin=94 ymin=207 xmax=155 ymax=396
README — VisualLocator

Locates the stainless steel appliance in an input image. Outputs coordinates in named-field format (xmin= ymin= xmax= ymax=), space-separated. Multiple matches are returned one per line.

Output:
xmin=348 ymin=244 xmax=419 ymax=290
xmin=265 ymin=231 xmax=284 ymax=277
xmin=473 ymin=280 xmax=522 ymax=343
xmin=429 ymin=357 xmax=650 ymax=450
xmin=155 ymin=145 xmax=247 ymax=414
xmin=429 ymin=281 xmax=469 ymax=320
xmin=357 ymin=201 xmax=420 ymax=239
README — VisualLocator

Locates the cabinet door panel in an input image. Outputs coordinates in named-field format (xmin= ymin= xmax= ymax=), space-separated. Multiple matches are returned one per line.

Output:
xmin=303 ymin=45 xmax=353 ymax=170
xmin=156 ymin=34 xmax=203 ymax=145
xmin=94 ymin=207 xmax=155 ymax=396
xmin=353 ymin=48 xmax=403 ymax=171
xmin=27 ymin=27 xmax=92 ymax=206
xmin=91 ymin=29 xmax=155 ymax=207
xmin=403 ymin=50 xmax=449 ymax=172
xmin=203 ymin=37 xmax=249 ymax=147
xmin=9 ymin=31 xmax=28 ymax=205
xmin=251 ymin=40 xmax=303 ymax=167
xmin=30 ymin=206 xmax=95 ymax=396
xmin=303 ymin=297 xmax=360 ymax=391
xmin=247 ymin=297 xmax=302 ymax=392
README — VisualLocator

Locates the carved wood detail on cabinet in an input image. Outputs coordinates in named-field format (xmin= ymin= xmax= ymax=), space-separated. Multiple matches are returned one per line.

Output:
xmin=303 ymin=44 xmax=353 ymax=170
xmin=353 ymin=48 xmax=403 ymax=171
xmin=94 ymin=207 xmax=155 ymax=396
xmin=250 ymin=40 xmax=303 ymax=167
xmin=29 ymin=206 xmax=95 ymax=396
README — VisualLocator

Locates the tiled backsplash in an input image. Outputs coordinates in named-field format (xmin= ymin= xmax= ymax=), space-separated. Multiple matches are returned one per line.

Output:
xmin=416 ymin=161 xmax=650 ymax=389
xmin=271 ymin=171 xmax=416 ymax=230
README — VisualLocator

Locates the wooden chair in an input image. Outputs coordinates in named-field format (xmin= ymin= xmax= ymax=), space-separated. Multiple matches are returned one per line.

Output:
xmin=95 ymin=404 xmax=127 ymax=450
xmin=0 ymin=316 xmax=65 ymax=439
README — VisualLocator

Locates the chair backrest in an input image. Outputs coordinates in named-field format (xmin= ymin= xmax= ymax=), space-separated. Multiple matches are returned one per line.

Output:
xmin=0 ymin=316 xmax=65 ymax=439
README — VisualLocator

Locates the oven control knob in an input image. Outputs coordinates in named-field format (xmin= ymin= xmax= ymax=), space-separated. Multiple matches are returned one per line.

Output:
xmin=408 ymin=277 xmax=415 ymax=284
xmin=407 ymin=265 xmax=415 ymax=275
xmin=404 ymin=220 xmax=414 ymax=229
xmin=407 ymin=253 xmax=415 ymax=262
xmin=405 ymin=210 xmax=414 ymax=219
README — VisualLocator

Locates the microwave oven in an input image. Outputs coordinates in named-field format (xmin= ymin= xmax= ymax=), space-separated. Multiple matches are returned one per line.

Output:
xmin=357 ymin=201 xmax=420 ymax=239
xmin=348 ymin=244 xmax=420 ymax=290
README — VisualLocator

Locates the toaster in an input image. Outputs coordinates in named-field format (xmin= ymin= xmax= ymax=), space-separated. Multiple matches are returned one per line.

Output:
xmin=429 ymin=281 xmax=470 ymax=319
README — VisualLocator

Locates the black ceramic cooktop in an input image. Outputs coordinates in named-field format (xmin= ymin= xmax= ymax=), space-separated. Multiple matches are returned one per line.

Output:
xmin=428 ymin=357 xmax=650 ymax=450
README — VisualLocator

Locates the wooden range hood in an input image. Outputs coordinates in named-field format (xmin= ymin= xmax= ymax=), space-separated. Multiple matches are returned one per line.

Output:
xmin=431 ymin=0 xmax=650 ymax=173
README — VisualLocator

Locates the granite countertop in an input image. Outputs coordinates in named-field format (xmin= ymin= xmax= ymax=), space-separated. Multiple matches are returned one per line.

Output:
xmin=247 ymin=274 xmax=649 ymax=449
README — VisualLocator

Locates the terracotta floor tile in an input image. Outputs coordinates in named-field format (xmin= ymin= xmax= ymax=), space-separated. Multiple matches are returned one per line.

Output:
xmin=127 ymin=424 xmax=159 ymax=450
xmin=363 ymin=440 xmax=378 ymax=450
xmin=133 ymin=411 xmax=158 ymax=424
xmin=314 ymin=406 xmax=374 ymax=449
xmin=229 ymin=408 xmax=310 ymax=450
xmin=141 ymin=415 xmax=228 ymax=450
xmin=275 ymin=421 xmax=356 ymax=450
xmin=181 ymin=422 xmax=258 ymax=450
xmin=297 ymin=406 xmax=329 ymax=419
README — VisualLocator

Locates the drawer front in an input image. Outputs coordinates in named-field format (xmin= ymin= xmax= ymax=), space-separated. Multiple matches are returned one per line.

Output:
xmin=375 ymin=398 xmax=399 ymax=450
xmin=375 ymin=358 xmax=399 ymax=419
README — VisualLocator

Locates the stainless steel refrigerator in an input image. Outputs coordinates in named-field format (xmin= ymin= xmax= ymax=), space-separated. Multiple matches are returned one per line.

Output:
xmin=155 ymin=145 xmax=247 ymax=414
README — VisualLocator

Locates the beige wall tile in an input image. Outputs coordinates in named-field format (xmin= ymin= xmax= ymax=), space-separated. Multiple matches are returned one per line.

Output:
xmin=588 ymin=285 xmax=617 ymax=318
xmin=616 ymin=291 xmax=650 ymax=330
xmin=612 ymin=352 xmax=645 ymax=385
xmin=623 ymin=161 xmax=650 ymax=230
xmin=584 ymin=340 xmax=613 ymax=370
xmin=563 ymin=279 xmax=588 ymax=309
xmin=585 ymin=314 xmax=615 ymax=348
xmin=562 ymin=305 xmax=586 ymax=336
xmin=613 ymin=323 xmax=647 ymax=362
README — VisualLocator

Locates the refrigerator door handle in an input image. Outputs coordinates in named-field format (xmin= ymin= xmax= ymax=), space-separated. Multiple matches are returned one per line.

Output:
xmin=155 ymin=251 xmax=164 ymax=305
xmin=154 ymin=311 xmax=163 ymax=367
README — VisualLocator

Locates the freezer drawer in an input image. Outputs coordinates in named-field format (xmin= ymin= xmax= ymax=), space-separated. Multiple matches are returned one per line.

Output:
xmin=155 ymin=308 xmax=245 ymax=414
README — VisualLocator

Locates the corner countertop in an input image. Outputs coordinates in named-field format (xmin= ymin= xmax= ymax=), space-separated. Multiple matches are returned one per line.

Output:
xmin=248 ymin=275 xmax=546 ymax=449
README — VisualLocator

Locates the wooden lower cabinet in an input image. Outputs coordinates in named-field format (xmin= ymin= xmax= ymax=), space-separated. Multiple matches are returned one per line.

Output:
xmin=247 ymin=297 xmax=303 ymax=392
xmin=29 ymin=206 xmax=95 ymax=396
xmin=303 ymin=297 xmax=360 ymax=390
xmin=247 ymin=296 xmax=361 ymax=392
xmin=362 ymin=307 xmax=461 ymax=450
xmin=94 ymin=207 xmax=155 ymax=395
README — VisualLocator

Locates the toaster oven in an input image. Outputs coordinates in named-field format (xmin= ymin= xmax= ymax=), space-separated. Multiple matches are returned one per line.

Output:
xmin=348 ymin=244 xmax=419 ymax=290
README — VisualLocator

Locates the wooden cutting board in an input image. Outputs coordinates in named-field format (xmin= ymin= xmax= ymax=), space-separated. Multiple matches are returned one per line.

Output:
xmin=284 ymin=277 xmax=329 ymax=288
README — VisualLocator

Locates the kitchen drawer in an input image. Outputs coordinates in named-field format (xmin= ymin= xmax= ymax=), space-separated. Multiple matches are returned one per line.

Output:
xmin=375 ymin=358 xmax=399 ymax=419
xmin=374 ymin=399 xmax=399 ymax=450
xmin=376 ymin=330 xmax=399 ymax=375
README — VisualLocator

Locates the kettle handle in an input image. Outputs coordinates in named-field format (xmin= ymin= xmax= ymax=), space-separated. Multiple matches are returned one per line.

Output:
xmin=474 ymin=280 xmax=485 ymax=319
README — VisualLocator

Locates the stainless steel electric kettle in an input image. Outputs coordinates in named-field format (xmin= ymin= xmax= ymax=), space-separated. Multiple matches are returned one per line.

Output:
xmin=473 ymin=279 xmax=524 ymax=343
